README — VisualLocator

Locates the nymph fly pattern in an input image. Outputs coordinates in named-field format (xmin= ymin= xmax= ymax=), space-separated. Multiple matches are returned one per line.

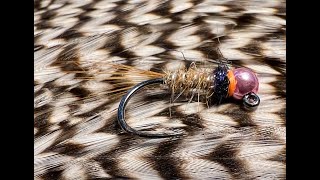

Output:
xmin=34 ymin=1 xmax=286 ymax=178
xmin=117 ymin=60 xmax=260 ymax=137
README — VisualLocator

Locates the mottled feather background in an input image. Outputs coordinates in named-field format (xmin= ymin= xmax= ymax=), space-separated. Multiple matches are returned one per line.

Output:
xmin=34 ymin=0 xmax=286 ymax=179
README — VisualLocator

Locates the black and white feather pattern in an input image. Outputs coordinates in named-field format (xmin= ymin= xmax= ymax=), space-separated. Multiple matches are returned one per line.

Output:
xmin=34 ymin=0 xmax=286 ymax=179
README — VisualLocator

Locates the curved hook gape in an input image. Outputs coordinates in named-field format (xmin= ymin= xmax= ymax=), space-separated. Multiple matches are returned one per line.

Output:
xmin=117 ymin=78 xmax=182 ymax=138
xmin=117 ymin=78 xmax=260 ymax=138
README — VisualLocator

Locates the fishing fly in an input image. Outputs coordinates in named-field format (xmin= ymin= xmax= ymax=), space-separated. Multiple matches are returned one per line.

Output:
xmin=36 ymin=27 xmax=260 ymax=138
xmin=117 ymin=54 xmax=260 ymax=138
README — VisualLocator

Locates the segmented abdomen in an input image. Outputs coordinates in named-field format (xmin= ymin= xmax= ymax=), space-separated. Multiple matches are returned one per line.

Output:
xmin=163 ymin=64 xmax=214 ymax=96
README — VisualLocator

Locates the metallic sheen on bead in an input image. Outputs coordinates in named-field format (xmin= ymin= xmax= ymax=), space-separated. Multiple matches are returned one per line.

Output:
xmin=232 ymin=68 xmax=259 ymax=100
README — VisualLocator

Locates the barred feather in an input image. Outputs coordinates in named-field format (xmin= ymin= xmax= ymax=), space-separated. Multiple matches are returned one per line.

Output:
xmin=34 ymin=0 xmax=286 ymax=179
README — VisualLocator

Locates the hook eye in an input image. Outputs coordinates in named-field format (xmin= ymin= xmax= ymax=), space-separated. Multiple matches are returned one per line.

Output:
xmin=242 ymin=92 xmax=260 ymax=111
